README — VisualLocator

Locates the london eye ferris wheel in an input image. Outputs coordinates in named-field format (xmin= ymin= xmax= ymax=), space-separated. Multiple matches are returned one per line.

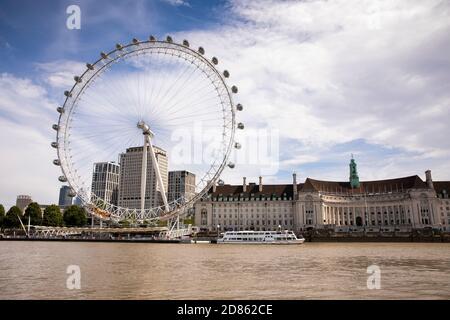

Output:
xmin=51 ymin=36 xmax=244 ymax=222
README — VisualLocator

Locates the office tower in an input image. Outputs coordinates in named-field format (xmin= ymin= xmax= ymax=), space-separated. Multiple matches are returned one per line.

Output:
xmin=118 ymin=145 xmax=168 ymax=209
xmin=168 ymin=170 xmax=196 ymax=203
xmin=58 ymin=185 xmax=73 ymax=207
xmin=91 ymin=161 xmax=120 ymax=206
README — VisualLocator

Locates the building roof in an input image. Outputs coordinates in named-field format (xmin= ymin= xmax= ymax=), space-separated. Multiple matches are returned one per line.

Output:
xmin=434 ymin=181 xmax=450 ymax=195
xmin=208 ymin=183 xmax=304 ymax=198
xmin=208 ymin=175 xmax=438 ymax=197
xmin=301 ymin=175 xmax=429 ymax=194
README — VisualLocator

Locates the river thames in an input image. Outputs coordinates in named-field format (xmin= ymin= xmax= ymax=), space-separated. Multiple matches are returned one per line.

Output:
xmin=0 ymin=241 xmax=449 ymax=299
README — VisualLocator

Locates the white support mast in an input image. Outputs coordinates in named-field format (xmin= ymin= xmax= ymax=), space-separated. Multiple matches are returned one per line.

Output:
xmin=137 ymin=121 xmax=170 ymax=213
xmin=140 ymin=132 xmax=148 ymax=212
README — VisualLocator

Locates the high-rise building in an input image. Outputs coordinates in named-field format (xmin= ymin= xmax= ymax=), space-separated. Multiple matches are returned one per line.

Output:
xmin=168 ymin=170 xmax=196 ymax=203
xmin=73 ymin=196 xmax=83 ymax=206
xmin=91 ymin=162 xmax=120 ymax=206
xmin=118 ymin=145 xmax=168 ymax=209
xmin=58 ymin=185 xmax=73 ymax=207
xmin=16 ymin=195 xmax=32 ymax=212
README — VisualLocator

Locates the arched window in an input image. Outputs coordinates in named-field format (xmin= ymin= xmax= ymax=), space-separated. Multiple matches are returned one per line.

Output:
xmin=419 ymin=194 xmax=431 ymax=225
xmin=201 ymin=208 xmax=208 ymax=225
xmin=305 ymin=195 xmax=314 ymax=225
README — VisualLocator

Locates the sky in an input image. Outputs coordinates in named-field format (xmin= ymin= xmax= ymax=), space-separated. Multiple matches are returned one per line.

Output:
xmin=0 ymin=0 xmax=449 ymax=208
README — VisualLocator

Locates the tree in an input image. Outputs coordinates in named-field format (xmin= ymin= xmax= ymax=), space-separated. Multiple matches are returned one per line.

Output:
xmin=24 ymin=202 xmax=42 ymax=225
xmin=43 ymin=205 xmax=64 ymax=227
xmin=0 ymin=204 xmax=5 ymax=228
xmin=63 ymin=205 xmax=87 ymax=227
xmin=3 ymin=206 xmax=22 ymax=229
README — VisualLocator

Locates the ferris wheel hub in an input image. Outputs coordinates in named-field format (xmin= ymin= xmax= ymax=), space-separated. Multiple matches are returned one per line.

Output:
xmin=137 ymin=120 xmax=153 ymax=136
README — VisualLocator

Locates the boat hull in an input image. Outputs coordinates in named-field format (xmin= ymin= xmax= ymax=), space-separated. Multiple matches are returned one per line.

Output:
xmin=217 ymin=238 xmax=305 ymax=245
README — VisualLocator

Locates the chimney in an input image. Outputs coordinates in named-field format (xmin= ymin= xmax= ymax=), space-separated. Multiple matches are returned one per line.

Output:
xmin=259 ymin=176 xmax=263 ymax=192
xmin=243 ymin=177 xmax=247 ymax=193
xmin=293 ymin=172 xmax=298 ymax=196
xmin=425 ymin=170 xmax=434 ymax=189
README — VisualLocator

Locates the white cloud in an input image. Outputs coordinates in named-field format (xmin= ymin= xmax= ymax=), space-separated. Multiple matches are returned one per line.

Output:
xmin=176 ymin=0 xmax=450 ymax=182
xmin=0 ymin=73 xmax=61 ymax=208
xmin=162 ymin=0 xmax=190 ymax=7
xmin=35 ymin=60 xmax=85 ymax=89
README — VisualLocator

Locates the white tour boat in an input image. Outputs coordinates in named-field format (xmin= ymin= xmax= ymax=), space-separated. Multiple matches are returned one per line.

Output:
xmin=217 ymin=230 xmax=305 ymax=245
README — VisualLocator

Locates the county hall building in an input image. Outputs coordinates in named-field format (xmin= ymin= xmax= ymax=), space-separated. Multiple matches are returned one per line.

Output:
xmin=194 ymin=158 xmax=450 ymax=233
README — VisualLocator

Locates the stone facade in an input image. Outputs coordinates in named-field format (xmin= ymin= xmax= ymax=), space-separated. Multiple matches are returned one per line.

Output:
xmin=195 ymin=165 xmax=449 ymax=232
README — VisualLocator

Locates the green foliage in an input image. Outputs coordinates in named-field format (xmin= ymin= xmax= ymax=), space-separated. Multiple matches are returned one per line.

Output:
xmin=63 ymin=205 xmax=87 ymax=227
xmin=4 ymin=206 xmax=22 ymax=229
xmin=24 ymin=202 xmax=42 ymax=225
xmin=43 ymin=205 xmax=64 ymax=227
xmin=0 ymin=204 xmax=5 ymax=228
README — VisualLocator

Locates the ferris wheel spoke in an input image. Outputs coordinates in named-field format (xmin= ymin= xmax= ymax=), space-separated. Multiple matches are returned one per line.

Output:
xmin=161 ymin=74 xmax=218 ymax=118
xmin=81 ymin=87 xmax=132 ymax=121
xmin=164 ymin=109 xmax=224 ymax=123
xmin=147 ymin=55 xmax=179 ymax=119
xmin=70 ymin=132 xmax=138 ymax=173
xmin=145 ymin=52 xmax=170 ymax=121
xmin=163 ymin=91 xmax=220 ymax=121
xmin=155 ymin=61 xmax=197 ymax=115
xmin=159 ymin=66 xmax=208 ymax=115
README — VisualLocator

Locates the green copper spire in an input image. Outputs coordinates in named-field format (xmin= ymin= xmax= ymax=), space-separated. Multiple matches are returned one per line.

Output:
xmin=349 ymin=155 xmax=360 ymax=188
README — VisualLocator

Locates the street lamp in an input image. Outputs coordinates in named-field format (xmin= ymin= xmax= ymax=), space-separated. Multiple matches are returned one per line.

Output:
xmin=278 ymin=224 xmax=282 ymax=233
xmin=217 ymin=224 xmax=220 ymax=238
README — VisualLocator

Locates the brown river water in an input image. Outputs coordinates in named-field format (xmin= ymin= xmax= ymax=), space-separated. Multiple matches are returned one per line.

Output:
xmin=0 ymin=241 xmax=449 ymax=299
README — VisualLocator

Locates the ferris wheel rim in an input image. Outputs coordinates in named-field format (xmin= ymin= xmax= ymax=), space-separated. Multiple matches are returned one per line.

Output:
xmin=54 ymin=36 xmax=241 ymax=222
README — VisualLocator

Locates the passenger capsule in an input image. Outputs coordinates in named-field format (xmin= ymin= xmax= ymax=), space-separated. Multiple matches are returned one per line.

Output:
xmin=74 ymin=76 xmax=82 ymax=83
xmin=52 ymin=124 xmax=59 ymax=131
xmin=53 ymin=159 xmax=61 ymax=166
xmin=183 ymin=40 xmax=189 ymax=47
xmin=234 ymin=142 xmax=241 ymax=149
xmin=116 ymin=43 xmax=123 ymax=50
xmin=58 ymin=176 xmax=68 ymax=182
xmin=237 ymin=123 xmax=244 ymax=130
xmin=149 ymin=35 xmax=156 ymax=41
xmin=64 ymin=91 xmax=72 ymax=97
xmin=236 ymin=103 xmax=243 ymax=111
xmin=100 ymin=52 xmax=108 ymax=59
xmin=211 ymin=57 xmax=218 ymax=65
xmin=227 ymin=162 xmax=235 ymax=169
xmin=231 ymin=86 xmax=238 ymax=94
xmin=51 ymin=142 xmax=58 ymax=148
xmin=166 ymin=35 xmax=173 ymax=43
xmin=86 ymin=63 xmax=94 ymax=70
xmin=68 ymin=190 xmax=76 ymax=197
xmin=198 ymin=47 xmax=205 ymax=55
xmin=223 ymin=70 xmax=230 ymax=78
xmin=132 ymin=38 xmax=139 ymax=44
xmin=218 ymin=179 xmax=225 ymax=186
xmin=56 ymin=107 xmax=64 ymax=114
